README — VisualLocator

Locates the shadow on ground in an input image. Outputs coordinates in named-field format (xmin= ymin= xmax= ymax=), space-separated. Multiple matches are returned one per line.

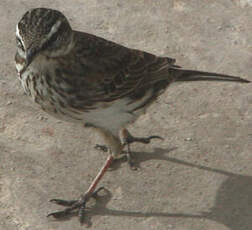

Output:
xmin=51 ymin=148 xmax=252 ymax=230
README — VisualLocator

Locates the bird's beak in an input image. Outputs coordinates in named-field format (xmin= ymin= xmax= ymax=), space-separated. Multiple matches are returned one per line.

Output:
xmin=24 ymin=47 xmax=37 ymax=70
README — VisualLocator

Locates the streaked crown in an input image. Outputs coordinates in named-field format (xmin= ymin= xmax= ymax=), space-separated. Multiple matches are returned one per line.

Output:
xmin=16 ymin=8 xmax=73 ymax=67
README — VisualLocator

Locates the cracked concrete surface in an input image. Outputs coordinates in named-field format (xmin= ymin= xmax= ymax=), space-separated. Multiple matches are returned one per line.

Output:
xmin=0 ymin=0 xmax=251 ymax=229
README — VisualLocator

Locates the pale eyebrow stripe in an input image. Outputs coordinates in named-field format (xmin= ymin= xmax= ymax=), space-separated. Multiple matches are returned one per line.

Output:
xmin=48 ymin=20 xmax=62 ymax=38
xmin=16 ymin=23 xmax=26 ymax=49
xmin=16 ymin=23 xmax=21 ymax=39
xmin=41 ymin=20 xmax=62 ymax=45
xmin=16 ymin=17 xmax=62 ymax=51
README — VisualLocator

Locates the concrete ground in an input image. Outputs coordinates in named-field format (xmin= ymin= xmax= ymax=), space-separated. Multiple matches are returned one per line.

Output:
xmin=0 ymin=0 xmax=251 ymax=229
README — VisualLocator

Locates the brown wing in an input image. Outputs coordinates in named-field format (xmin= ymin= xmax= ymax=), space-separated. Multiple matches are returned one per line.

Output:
xmin=55 ymin=31 xmax=176 ymax=109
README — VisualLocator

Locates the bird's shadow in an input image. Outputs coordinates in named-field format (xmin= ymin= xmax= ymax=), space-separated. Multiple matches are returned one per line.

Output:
xmin=52 ymin=147 xmax=252 ymax=230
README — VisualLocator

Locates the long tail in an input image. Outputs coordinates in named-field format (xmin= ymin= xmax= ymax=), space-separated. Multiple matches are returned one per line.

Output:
xmin=171 ymin=67 xmax=250 ymax=83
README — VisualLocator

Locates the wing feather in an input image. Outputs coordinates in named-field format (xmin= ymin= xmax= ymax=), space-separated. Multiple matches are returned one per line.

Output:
xmin=55 ymin=31 xmax=176 ymax=110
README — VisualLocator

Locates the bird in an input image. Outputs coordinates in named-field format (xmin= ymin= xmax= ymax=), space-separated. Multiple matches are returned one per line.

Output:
xmin=15 ymin=8 xmax=250 ymax=224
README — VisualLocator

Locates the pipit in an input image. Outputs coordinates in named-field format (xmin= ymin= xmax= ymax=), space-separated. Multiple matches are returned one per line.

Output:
xmin=15 ymin=8 xmax=250 ymax=223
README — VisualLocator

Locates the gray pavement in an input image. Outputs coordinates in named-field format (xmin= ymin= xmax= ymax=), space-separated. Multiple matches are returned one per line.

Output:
xmin=0 ymin=1 xmax=251 ymax=229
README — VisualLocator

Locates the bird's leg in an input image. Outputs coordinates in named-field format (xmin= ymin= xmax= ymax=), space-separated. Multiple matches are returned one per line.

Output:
xmin=95 ymin=128 xmax=163 ymax=168
xmin=48 ymin=155 xmax=114 ymax=224
xmin=48 ymin=130 xmax=122 ymax=224
xmin=121 ymin=128 xmax=163 ymax=168
xmin=93 ymin=126 xmax=118 ymax=154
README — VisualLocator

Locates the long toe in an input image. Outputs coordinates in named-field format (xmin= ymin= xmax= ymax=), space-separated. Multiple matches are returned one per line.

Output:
xmin=47 ymin=207 xmax=74 ymax=219
xmin=137 ymin=135 xmax=164 ymax=144
xmin=48 ymin=199 xmax=84 ymax=220
xmin=49 ymin=199 xmax=77 ymax=207
xmin=121 ymin=129 xmax=164 ymax=169
xmin=48 ymin=187 xmax=105 ymax=224
xmin=122 ymin=129 xmax=164 ymax=145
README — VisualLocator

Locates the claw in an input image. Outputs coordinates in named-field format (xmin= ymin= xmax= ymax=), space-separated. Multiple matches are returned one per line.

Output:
xmin=49 ymin=199 xmax=77 ymax=206
xmin=78 ymin=205 xmax=86 ymax=224
xmin=91 ymin=186 xmax=105 ymax=198
xmin=47 ymin=187 xmax=106 ymax=223
xmin=47 ymin=209 xmax=70 ymax=218
xmin=123 ymin=134 xmax=164 ymax=145
xmin=121 ymin=129 xmax=164 ymax=169
xmin=138 ymin=135 xmax=164 ymax=144
xmin=48 ymin=199 xmax=85 ymax=221
xmin=122 ymin=128 xmax=164 ymax=145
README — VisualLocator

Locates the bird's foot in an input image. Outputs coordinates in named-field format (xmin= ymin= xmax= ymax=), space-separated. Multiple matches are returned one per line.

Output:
xmin=94 ymin=129 xmax=163 ymax=169
xmin=48 ymin=187 xmax=104 ymax=224
xmin=122 ymin=128 xmax=164 ymax=146
xmin=122 ymin=129 xmax=164 ymax=169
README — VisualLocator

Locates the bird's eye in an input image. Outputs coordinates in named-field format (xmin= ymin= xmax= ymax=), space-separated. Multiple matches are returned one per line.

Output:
xmin=16 ymin=37 xmax=25 ymax=51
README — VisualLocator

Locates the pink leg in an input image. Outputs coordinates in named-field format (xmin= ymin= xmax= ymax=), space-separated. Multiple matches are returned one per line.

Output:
xmin=47 ymin=129 xmax=122 ymax=224
xmin=85 ymin=155 xmax=114 ymax=196
xmin=48 ymin=155 xmax=114 ymax=224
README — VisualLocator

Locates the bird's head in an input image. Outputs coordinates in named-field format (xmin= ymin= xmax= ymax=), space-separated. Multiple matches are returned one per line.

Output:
xmin=16 ymin=8 xmax=73 ymax=70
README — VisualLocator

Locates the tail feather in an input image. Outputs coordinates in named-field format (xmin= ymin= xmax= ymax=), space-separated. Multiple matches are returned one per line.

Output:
xmin=171 ymin=67 xmax=250 ymax=83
